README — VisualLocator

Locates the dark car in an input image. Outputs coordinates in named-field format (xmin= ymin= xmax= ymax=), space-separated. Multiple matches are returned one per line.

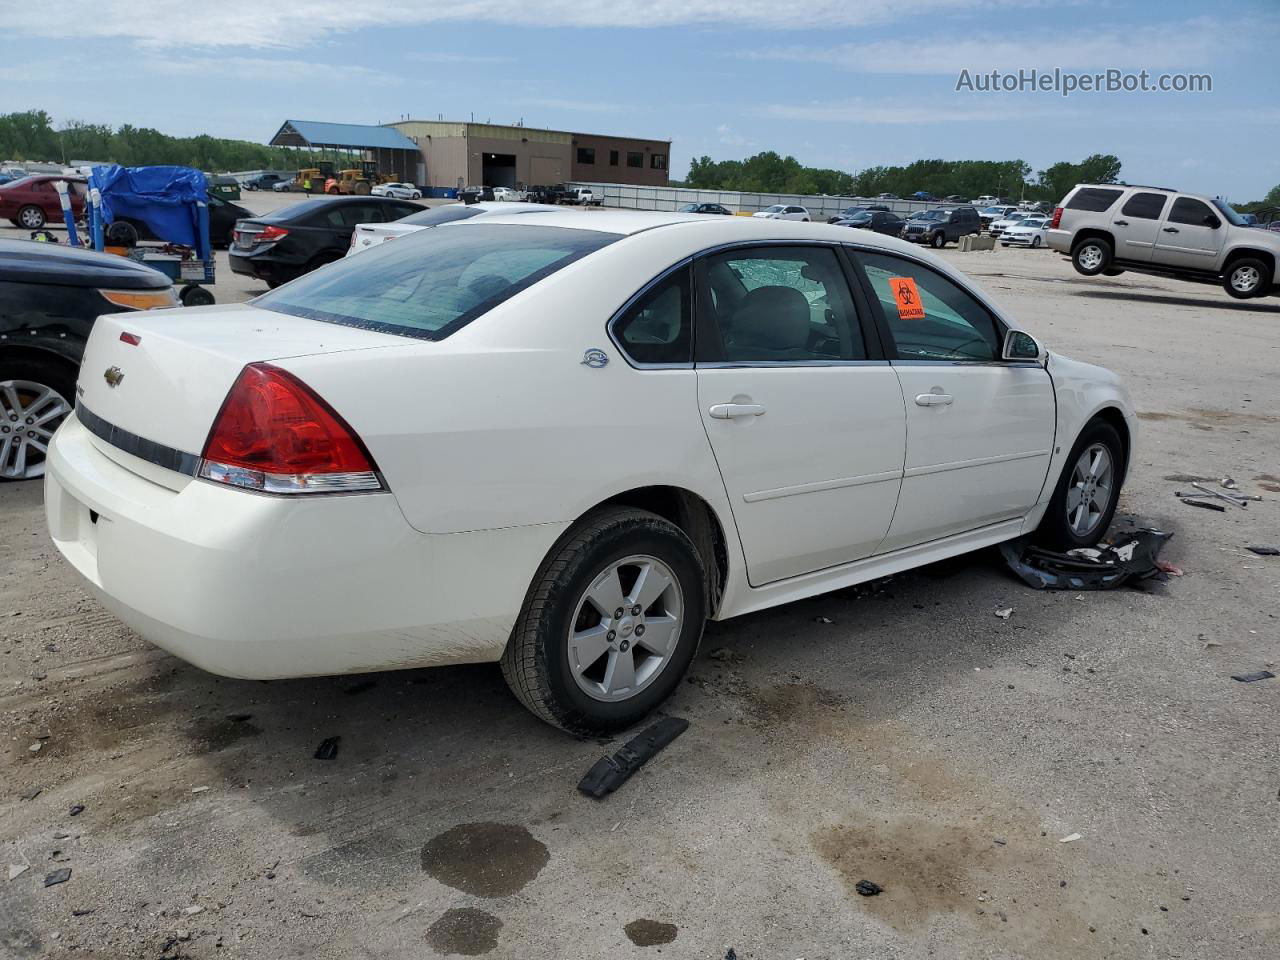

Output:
xmin=835 ymin=209 xmax=907 ymax=235
xmin=229 ymin=196 xmax=422 ymax=288
xmin=677 ymin=202 xmax=733 ymax=215
xmin=459 ymin=185 xmax=496 ymax=204
xmin=244 ymin=173 xmax=287 ymax=191
xmin=825 ymin=203 xmax=890 ymax=224
xmin=943 ymin=195 xmax=970 ymax=204
xmin=901 ymin=206 xmax=982 ymax=248
xmin=0 ymin=176 xmax=87 ymax=230
xmin=111 ymin=193 xmax=253 ymax=249
xmin=0 ymin=238 xmax=177 ymax=480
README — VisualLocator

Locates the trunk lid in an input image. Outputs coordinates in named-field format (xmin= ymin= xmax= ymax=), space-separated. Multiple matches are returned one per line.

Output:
xmin=345 ymin=222 xmax=423 ymax=257
xmin=76 ymin=303 xmax=411 ymax=462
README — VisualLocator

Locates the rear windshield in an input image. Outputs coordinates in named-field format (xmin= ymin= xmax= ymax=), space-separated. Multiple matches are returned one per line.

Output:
xmin=398 ymin=205 xmax=484 ymax=226
xmin=253 ymin=224 xmax=618 ymax=340
xmin=1066 ymin=187 xmax=1123 ymax=212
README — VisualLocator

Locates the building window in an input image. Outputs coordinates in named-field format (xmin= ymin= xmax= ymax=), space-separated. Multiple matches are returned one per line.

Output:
xmin=627 ymin=152 xmax=643 ymax=168
xmin=576 ymin=147 xmax=595 ymax=165
xmin=650 ymin=153 xmax=667 ymax=170
xmin=609 ymin=150 xmax=619 ymax=166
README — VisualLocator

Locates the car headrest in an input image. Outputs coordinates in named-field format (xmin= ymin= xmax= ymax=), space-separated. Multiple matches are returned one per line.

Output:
xmin=731 ymin=285 xmax=810 ymax=352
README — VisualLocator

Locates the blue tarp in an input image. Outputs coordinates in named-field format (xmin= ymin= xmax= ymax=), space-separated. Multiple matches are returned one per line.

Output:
xmin=89 ymin=165 xmax=208 ymax=248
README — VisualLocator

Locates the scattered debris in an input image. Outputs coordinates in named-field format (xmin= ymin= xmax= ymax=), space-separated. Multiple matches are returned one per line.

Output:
xmin=993 ymin=838 xmax=1007 ymax=845
xmin=1181 ymin=499 xmax=1225 ymax=512
xmin=578 ymin=716 xmax=690 ymax=799
xmin=28 ymin=742 xmax=42 ymax=753
xmin=18 ymin=787 xmax=41 ymax=801
xmin=725 ymin=950 xmax=738 ymax=960
xmin=855 ymin=879 xmax=883 ymax=897
xmin=1058 ymin=833 xmax=1082 ymax=843
xmin=71 ymin=909 xmax=94 ymax=917
xmin=32 ymin=671 xmax=47 ymax=681
xmin=1221 ymin=477 xmax=1238 ymax=490
xmin=44 ymin=868 xmax=71 ymax=887
xmin=1231 ymin=670 xmax=1275 ymax=683
xmin=1155 ymin=560 xmax=1184 ymax=577
xmin=812 ymin=616 xmax=834 ymax=624
xmin=52 ymin=832 xmax=70 ymax=840
xmin=181 ymin=905 xmax=204 ymax=916
xmin=1001 ymin=530 xmax=1173 ymax=591
xmin=994 ymin=608 xmax=1013 ymax=620
xmin=8 ymin=864 xmax=29 ymax=881
xmin=190 ymin=786 xmax=210 ymax=794
xmin=313 ymin=737 xmax=341 ymax=761
xmin=69 ymin=805 xmax=84 ymax=817
xmin=1246 ymin=545 xmax=1279 ymax=556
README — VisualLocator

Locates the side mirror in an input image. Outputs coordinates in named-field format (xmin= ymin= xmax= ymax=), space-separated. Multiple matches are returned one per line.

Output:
xmin=1203 ymin=215 xmax=1221 ymax=229
xmin=1003 ymin=329 xmax=1043 ymax=361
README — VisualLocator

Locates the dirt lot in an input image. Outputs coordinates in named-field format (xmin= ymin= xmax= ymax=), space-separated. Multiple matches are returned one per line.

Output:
xmin=2 ymin=205 xmax=1279 ymax=959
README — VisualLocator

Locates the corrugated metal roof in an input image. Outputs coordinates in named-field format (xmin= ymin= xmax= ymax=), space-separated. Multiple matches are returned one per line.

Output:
xmin=270 ymin=120 xmax=419 ymax=151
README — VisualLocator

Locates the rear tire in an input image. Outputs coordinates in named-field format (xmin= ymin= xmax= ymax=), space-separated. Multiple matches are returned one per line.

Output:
xmin=1223 ymin=257 xmax=1270 ymax=299
xmin=500 ymin=507 xmax=706 ymax=735
xmin=179 ymin=285 xmax=215 ymax=307
xmin=1034 ymin=419 xmax=1124 ymax=550
xmin=0 ymin=356 xmax=76 ymax=482
xmin=1071 ymin=237 xmax=1113 ymax=276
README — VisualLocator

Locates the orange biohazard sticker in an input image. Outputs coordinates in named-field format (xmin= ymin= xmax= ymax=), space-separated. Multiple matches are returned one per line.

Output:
xmin=887 ymin=277 xmax=925 ymax=321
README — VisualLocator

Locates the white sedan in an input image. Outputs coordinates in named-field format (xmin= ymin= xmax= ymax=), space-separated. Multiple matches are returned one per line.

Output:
xmin=371 ymin=182 xmax=422 ymax=200
xmin=345 ymin=201 xmax=562 ymax=256
xmin=752 ymin=204 xmax=810 ymax=221
xmin=1001 ymin=216 xmax=1051 ymax=248
xmin=990 ymin=212 xmax=1046 ymax=239
xmin=45 ymin=213 xmax=1135 ymax=734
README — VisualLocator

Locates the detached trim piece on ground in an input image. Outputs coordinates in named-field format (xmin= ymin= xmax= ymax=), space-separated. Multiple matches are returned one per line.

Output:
xmin=578 ymin=717 xmax=689 ymax=798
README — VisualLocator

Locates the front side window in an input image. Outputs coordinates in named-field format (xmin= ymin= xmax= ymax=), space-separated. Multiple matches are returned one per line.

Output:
xmin=1167 ymin=197 xmax=1216 ymax=226
xmin=855 ymin=252 xmax=1002 ymax=362
xmin=612 ymin=266 xmax=691 ymax=365
xmin=255 ymin=224 xmax=618 ymax=341
xmin=627 ymin=152 xmax=643 ymax=168
xmin=1120 ymin=192 xmax=1167 ymax=220
xmin=697 ymin=246 xmax=866 ymax=363
xmin=576 ymin=147 xmax=595 ymax=164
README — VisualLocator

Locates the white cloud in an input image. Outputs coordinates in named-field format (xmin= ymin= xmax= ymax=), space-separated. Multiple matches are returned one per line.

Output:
xmin=4 ymin=0 xmax=1073 ymax=49
xmin=753 ymin=97 xmax=1081 ymax=125
xmin=146 ymin=56 xmax=399 ymax=84
xmin=406 ymin=52 xmax=515 ymax=64
xmin=715 ymin=123 xmax=757 ymax=147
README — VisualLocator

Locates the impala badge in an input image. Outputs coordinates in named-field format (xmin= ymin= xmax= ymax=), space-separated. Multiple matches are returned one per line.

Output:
xmin=581 ymin=348 xmax=609 ymax=369
xmin=104 ymin=366 xmax=124 ymax=388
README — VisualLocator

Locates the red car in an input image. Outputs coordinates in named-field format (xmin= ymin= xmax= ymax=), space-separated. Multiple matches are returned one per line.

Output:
xmin=0 ymin=175 xmax=87 ymax=230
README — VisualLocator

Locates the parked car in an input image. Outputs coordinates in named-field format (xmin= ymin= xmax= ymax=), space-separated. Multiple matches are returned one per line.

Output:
xmin=979 ymin=205 xmax=1020 ymax=231
xmin=910 ymin=191 xmax=936 ymax=201
xmin=272 ymin=179 xmax=295 ymax=193
xmin=752 ymin=204 xmax=810 ymax=221
xmin=678 ymin=202 xmax=733 ymax=215
xmin=562 ymin=187 xmax=600 ymax=206
xmin=989 ymin=212 xmax=1046 ymax=239
xmin=943 ymin=195 xmax=970 ymax=204
xmin=492 ymin=186 xmax=526 ymax=202
xmin=1001 ymin=216 xmax=1051 ymax=248
xmin=826 ymin=204 xmax=889 ymax=224
xmin=111 ymin=193 xmax=253 ymax=249
xmin=372 ymin=182 xmax=423 ymax=200
xmin=974 ymin=195 xmax=1000 ymax=206
xmin=901 ymin=206 xmax=982 ymax=248
xmin=459 ymin=185 xmax=496 ymax=204
xmin=45 ymin=211 xmax=1136 ymax=734
xmin=244 ymin=173 xmax=287 ymax=192
xmin=876 ymin=193 xmax=899 ymax=200
xmin=524 ymin=185 xmax=558 ymax=204
xmin=834 ymin=209 xmax=907 ymax=236
xmin=1047 ymin=183 xmax=1279 ymax=299
xmin=0 ymin=175 xmax=87 ymax=230
xmin=1239 ymin=212 xmax=1258 ymax=226
xmin=229 ymin=196 xmax=422 ymax=287
xmin=0 ymin=238 xmax=177 ymax=480
xmin=345 ymin=202 xmax=562 ymax=256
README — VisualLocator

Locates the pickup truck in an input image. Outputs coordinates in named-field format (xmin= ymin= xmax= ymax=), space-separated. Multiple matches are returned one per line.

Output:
xmin=563 ymin=186 xmax=601 ymax=206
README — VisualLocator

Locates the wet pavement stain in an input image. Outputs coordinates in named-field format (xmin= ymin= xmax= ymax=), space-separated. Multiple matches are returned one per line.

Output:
xmin=186 ymin=716 xmax=262 ymax=753
xmin=624 ymin=919 xmax=679 ymax=946
xmin=420 ymin=822 xmax=549 ymax=898
xmin=425 ymin=907 xmax=502 ymax=956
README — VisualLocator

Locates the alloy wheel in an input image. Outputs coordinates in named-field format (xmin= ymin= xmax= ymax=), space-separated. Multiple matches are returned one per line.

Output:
xmin=0 ymin=380 xmax=71 ymax=480
xmin=1065 ymin=443 xmax=1114 ymax=537
xmin=1230 ymin=265 xmax=1261 ymax=294
xmin=1077 ymin=244 xmax=1104 ymax=271
xmin=567 ymin=554 xmax=684 ymax=702
xmin=19 ymin=207 xmax=44 ymax=229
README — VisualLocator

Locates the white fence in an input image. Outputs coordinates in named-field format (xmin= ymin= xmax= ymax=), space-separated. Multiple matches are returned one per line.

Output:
xmin=566 ymin=182 xmax=959 ymax=219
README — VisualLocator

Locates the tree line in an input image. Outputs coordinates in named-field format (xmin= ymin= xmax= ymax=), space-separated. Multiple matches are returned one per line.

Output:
xmin=0 ymin=110 xmax=321 ymax=172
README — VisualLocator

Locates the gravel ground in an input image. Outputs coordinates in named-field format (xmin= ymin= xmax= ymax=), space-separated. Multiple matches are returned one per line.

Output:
xmin=1 ymin=207 xmax=1278 ymax=959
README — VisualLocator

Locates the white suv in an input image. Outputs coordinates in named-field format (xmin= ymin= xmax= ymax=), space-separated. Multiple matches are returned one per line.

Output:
xmin=1047 ymin=183 xmax=1277 ymax=299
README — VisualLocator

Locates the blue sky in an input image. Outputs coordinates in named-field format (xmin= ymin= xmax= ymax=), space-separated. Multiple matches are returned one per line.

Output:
xmin=6 ymin=0 xmax=1279 ymax=200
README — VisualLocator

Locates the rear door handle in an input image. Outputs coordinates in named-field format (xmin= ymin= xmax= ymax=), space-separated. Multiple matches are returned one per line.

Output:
xmin=1163 ymin=227 xmax=1179 ymax=233
xmin=709 ymin=403 xmax=766 ymax=419
xmin=1113 ymin=220 xmax=1129 ymax=226
xmin=915 ymin=393 xmax=954 ymax=407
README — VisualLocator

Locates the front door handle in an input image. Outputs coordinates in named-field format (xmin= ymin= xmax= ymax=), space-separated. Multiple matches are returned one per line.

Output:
xmin=915 ymin=393 xmax=954 ymax=407
xmin=1113 ymin=219 xmax=1129 ymax=226
xmin=1163 ymin=227 xmax=1179 ymax=233
xmin=709 ymin=403 xmax=766 ymax=419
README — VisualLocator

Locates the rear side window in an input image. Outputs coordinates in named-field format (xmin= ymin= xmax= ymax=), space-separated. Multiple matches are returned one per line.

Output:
xmin=611 ymin=266 xmax=692 ymax=365
xmin=1167 ymin=197 xmax=1215 ymax=226
xmin=1066 ymin=188 xmax=1123 ymax=212
xmin=1120 ymin=192 xmax=1168 ymax=220
xmin=254 ymin=224 xmax=617 ymax=341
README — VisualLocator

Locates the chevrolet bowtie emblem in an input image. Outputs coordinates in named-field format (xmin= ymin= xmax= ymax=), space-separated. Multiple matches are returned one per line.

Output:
xmin=104 ymin=366 xmax=124 ymax=388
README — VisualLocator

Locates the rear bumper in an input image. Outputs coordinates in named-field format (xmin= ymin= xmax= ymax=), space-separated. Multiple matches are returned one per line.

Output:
xmin=45 ymin=414 xmax=567 ymax=679
xmin=1046 ymin=228 xmax=1072 ymax=253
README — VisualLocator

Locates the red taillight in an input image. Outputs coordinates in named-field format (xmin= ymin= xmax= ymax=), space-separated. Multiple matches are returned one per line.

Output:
xmin=198 ymin=363 xmax=382 ymax=495
xmin=259 ymin=225 xmax=289 ymax=242
xmin=1050 ymin=206 xmax=1063 ymax=229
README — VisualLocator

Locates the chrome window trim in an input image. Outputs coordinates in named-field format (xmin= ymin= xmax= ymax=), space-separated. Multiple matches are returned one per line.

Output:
xmin=891 ymin=359 xmax=1044 ymax=368
xmin=606 ymin=256 xmax=695 ymax=370
xmin=696 ymin=360 xmax=891 ymax=369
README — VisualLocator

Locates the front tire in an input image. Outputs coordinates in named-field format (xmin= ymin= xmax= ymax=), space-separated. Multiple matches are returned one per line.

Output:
xmin=1224 ymin=257 xmax=1269 ymax=299
xmin=1031 ymin=236 xmax=1042 ymax=248
xmin=931 ymin=232 xmax=946 ymax=249
xmin=500 ymin=507 xmax=706 ymax=735
xmin=0 ymin=358 xmax=76 ymax=482
xmin=1034 ymin=419 xmax=1124 ymax=550
xmin=1071 ymin=237 xmax=1113 ymax=276
xmin=18 ymin=205 xmax=45 ymax=229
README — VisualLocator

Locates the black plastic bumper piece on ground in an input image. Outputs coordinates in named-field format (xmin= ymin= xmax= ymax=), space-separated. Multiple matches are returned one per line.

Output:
xmin=578 ymin=716 xmax=690 ymax=799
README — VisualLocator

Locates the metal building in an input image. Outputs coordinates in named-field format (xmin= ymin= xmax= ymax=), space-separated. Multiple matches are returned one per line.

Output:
xmin=268 ymin=120 xmax=423 ymax=184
